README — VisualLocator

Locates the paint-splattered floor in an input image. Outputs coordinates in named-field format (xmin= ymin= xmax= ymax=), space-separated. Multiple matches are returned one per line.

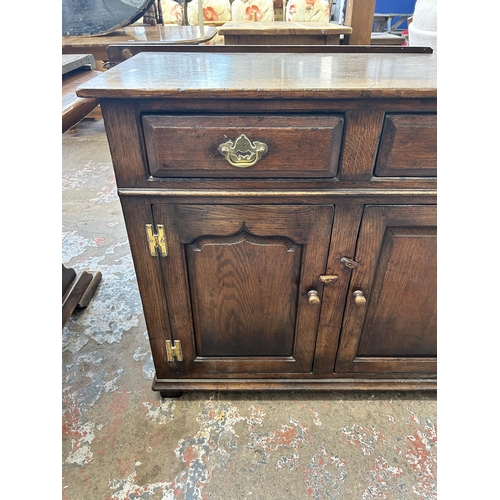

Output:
xmin=62 ymin=117 xmax=437 ymax=500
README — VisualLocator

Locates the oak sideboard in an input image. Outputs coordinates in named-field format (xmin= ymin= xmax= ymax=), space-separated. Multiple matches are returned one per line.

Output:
xmin=77 ymin=51 xmax=437 ymax=396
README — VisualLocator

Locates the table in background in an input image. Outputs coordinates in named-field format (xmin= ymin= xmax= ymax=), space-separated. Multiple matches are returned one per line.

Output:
xmin=62 ymin=25 xmax=218 ymax=61
xmin=62 ymin=54 xmax=102 ymax=327
xmin=62 ymin=54 xmax=100 ymax=132
xmin=370 ymin=32 xmax=405 ymax=45
xmin=218 ymin=21 xmax=352 ymax=45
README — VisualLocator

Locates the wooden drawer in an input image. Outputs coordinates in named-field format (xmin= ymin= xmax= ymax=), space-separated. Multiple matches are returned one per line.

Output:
xmin=374 ymin=114 xmax=437 ymax=177
xmin=142 ymin=114 xmax=344 ymax=178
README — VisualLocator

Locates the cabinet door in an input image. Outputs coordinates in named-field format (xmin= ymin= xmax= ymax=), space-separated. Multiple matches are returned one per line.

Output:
xmin=335 ymin=205 xmax=437 ymax=374
xmin=153 ymin=204 xmax=333 ymax=375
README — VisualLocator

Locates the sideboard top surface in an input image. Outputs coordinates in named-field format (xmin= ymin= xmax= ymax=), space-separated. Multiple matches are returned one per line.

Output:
xmin=76 ymin=52 xmax=437 ymax=100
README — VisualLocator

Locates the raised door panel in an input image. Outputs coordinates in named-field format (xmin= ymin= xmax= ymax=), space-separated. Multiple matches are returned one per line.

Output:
xmin=187 ymin=231 xmax=301 ymax=357
xmin=335 ymin=205 xmax=437 ymax=374
xmin=153 ymin=204 xmax=334 ymax=375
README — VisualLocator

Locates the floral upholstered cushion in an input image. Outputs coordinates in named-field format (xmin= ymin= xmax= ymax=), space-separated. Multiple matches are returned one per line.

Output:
xmin=285 ymin=0 xmax=330 ymax=22
xmin=187 ymin=0 xmax=232 ymax=24
xmin=231 ymin=0 xmax=275 ymax=22
xmin=159 ymin=0 xmax=183 ymax=24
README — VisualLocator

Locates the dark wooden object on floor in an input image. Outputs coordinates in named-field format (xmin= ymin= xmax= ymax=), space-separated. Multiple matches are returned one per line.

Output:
xmin=62 ymin=54 xmax=102 ymax=327
xmin=62 ymin=265 xmax=102 ymax=328
xmin=77 ymin=51 xmax=437 ymax=395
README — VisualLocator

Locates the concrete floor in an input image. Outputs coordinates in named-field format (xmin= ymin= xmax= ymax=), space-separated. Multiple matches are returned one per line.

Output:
xmin=62 ymin=117 xmax=437 ymax=500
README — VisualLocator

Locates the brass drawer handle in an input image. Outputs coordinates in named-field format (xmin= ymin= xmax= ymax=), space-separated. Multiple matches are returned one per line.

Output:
xmin=218 ymin=134 xmax=268 ymax=168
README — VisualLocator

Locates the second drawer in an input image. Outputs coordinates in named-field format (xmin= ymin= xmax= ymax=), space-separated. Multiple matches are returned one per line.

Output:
xmin=142 ymin=114 xmax=344 ymax=178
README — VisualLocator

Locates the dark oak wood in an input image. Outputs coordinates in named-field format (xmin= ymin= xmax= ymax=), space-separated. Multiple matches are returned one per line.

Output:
xmin=313 ymin=202 xmax=364 ymax=374
xmin=62 ymin=264 xmax=77 ymax=294
xmin=186 ymin=231 xmax=301 ymax=356
xmin=375 ymin=114 xmax=437 ymax=177
xmin=154 ymin=204 xmax=333 ymax=375
xmin=76 ymin=52 xmax=437 ymax=100
xmin=339 ymin=109 xmax=385 ymax=181
xmin=120 ymin=199 xmax=174 ymax=346
xmin=334 ymin=205 xmax=437 ymax=373
xmin=62 ymin=265 xmax=102 ymax=328
xmin=142 ymin=114 xmax=344 ymax=178
xmin=76 ymin=52 xmax=437 ymax=392
xmin=153 ymin=376 xmax=437 ymax=391
xmin=96 ymin=96 xmax=436 ymax=190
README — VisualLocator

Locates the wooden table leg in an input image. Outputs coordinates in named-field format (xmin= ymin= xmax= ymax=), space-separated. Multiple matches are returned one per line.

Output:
xmin=343 ymin=0 xmax=377 ymax=45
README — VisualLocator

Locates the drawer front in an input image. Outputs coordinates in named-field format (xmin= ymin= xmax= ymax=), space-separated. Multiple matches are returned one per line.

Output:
xmin=142 ymin=114 xmax=343 ymax=178
xmin=374 ymin=114 xmax=437 ymax=177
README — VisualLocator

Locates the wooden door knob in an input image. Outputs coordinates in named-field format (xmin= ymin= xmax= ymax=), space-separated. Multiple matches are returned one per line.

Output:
xmin=353 ymin=290 xmax=366 ymax=306
xmin=307 ymin=290 xmax=320 ymax=305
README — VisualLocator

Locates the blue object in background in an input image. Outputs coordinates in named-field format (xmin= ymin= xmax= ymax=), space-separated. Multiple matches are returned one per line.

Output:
xmin=375 ymin=0 xmax=416 ymax=13
xmin=374 ymin=0 xmax=417 ymax=31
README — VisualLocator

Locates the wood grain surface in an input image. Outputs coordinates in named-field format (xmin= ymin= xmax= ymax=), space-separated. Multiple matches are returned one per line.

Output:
xmin=76 ymin=52 xmax=437 ymax=99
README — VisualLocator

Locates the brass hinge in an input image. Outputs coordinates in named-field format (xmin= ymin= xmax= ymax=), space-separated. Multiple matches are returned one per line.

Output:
xmin=146 ymin=224 xmax=168 ymax=257
xmin=166 ymin=340 xmax=183 ymax=362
